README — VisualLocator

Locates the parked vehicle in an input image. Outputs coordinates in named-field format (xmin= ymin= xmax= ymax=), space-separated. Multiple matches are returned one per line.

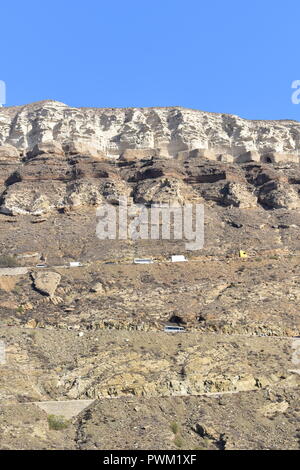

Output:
xmin=133 ymin=258 xmax=154 ymax=264
xmin=164 ymin=325 xmax=185 ymax=333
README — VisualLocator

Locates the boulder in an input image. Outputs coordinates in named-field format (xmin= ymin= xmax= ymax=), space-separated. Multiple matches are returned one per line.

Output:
xmin=25 ymin=319 xmax=38 ymax=328
xmin=32 ymin=271 xmax=61 ymax=297
xmin=194 ymin=423 xmax=218 ymax=439
xmin=90 ymin=282 xmax=105 ymax=294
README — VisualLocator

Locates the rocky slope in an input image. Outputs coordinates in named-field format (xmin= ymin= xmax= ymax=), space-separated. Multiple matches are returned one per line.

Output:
xmin=1 ymin=328 xmax=299 ymax=403
xmin=1 ymin=257 xmax=300 ymax=336
xmin=0 ymin=328 xmax=299 ymax=450
xmin=1 ymin=102 xmax=300 ymax=450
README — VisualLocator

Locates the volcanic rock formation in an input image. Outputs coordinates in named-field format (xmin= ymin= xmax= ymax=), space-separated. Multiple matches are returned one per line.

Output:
xmin=0 ymin=100 xmax=299 ymax=161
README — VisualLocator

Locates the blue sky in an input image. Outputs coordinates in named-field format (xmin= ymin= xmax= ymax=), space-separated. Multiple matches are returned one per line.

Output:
xmin=1 ymin=0 xmax=299 ymax=120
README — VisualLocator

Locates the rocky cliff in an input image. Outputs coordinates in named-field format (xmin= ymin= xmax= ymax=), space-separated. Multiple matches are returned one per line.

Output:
xmin=0 ymin=100 xmax=300 ymax=161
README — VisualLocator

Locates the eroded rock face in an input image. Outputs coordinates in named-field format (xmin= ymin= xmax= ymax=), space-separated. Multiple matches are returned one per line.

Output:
xmin=29 ymin=142 xmax=64 ymax=158
xmin=120 ymin=148 xmax=156 ymax=161
xmin=63 ymin=141 xmax=106 ymax=159
xmin=0 ymin=182 xmax=66 ymax=215
xmin=61 ymin=181 xmax=103 ymax=209
xmin=32 ymin=271 xmax=61 ymax=297
xmin=134 ymin=177 xmax=191 ymax=205
xmin=1 ymin=184 xmax=53 ymax=215
xmin=0 ymin=100 xmax=300 ymax=159
xmin=259 ymin=182 xmax=300 ymax=209
xmin=0 ymin=154 xmax=299 ymax=216
xmin=0 ymin=101 xmax=299 ymax=216
xmin=222 ymin=182 xmax=257 ymax=208
xmin=0 ymin=177 xmax=132 ymax=214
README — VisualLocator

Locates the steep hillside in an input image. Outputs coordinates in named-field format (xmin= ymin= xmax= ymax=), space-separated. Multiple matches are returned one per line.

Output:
xmin=0 ymin=103 xmax=299 ymax=450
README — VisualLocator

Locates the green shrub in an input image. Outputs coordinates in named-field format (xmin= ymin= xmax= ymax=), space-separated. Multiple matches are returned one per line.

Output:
xmin=174 ymin=435 xmax=184 ymax=448
xmin=170 ymin=421 xmax=180 ymax=434
xmin=47 ymin=414 xmax=70 ymax=431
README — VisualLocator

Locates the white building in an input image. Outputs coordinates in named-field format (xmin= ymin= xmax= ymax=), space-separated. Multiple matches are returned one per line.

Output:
xmin=171 ymin=255 xmax=187 ymax=263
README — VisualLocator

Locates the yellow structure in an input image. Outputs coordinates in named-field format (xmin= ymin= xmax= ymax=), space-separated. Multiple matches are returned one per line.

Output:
xmin=239 ymin=250 xmax=248 ymax=258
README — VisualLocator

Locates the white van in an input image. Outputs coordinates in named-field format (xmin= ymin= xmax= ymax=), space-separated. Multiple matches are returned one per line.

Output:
xmin=164 ymin=325 xmax=185 ymax=333
xmin=133 ymin=258 xmax=153 ymax=264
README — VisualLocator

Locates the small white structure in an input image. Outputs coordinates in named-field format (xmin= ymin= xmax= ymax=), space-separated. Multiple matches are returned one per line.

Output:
xmin=33 ymin=400 xmax=95 ymax=419
xmin=69 ymin=262 xmax=82 ymax=267
xmin=171 ymin=255 xmax=187 ymax=263
xmin=133 ymin=258 xmax=153 ymax=264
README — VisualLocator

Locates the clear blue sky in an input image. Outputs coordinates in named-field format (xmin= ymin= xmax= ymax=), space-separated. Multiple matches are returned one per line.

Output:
xmin=1 ymin=0 xmax=300 ymax=120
